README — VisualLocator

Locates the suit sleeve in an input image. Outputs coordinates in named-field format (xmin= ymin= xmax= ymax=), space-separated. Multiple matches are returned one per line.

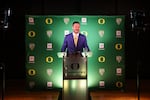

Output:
xmin=84 ymin=36 xmax=90 ymax=51
xmin=61 ymin=36 xmax=67 ymax=52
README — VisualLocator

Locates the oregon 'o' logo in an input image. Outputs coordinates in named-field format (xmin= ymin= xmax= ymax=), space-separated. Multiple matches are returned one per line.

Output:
xmin=98 ymin=18 xmax=105 ymax=24
xmin=98 ymin=56 xmax=105 ymax=62
xmin=46 ymin=56 xmax=53 ymax=63
xmin=28 ymin=69 xmax=36 ymax=76
xmin=45 ymin=18 xmax=53 ymax=24
xmin=115 ymin=43 xmax=122 ymax=50
xmin=28 ymin=31 xmax=36 ymax=37
xmin=81 ymin=31 xmax=88 ymax=36
xmin=116 ymin=81 xmax=123 ymax=88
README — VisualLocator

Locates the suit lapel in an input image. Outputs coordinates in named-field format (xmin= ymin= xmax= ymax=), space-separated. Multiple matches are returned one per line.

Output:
xmin=71 ymin=33 xmax=76 ymax=47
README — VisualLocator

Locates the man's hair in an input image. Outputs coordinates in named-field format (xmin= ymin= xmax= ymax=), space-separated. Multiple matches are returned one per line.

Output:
xmin=72 ymin=21 xmax=80 ymax=26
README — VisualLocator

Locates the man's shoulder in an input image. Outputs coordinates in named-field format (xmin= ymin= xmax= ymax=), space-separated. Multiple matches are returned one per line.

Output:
xmin=79 ymin=33 xmax=86 ymax=37
xmin=65 ymin=33 xmax=72 ymax=37
xmin=65 ymin=33 xmax=72 ymax=38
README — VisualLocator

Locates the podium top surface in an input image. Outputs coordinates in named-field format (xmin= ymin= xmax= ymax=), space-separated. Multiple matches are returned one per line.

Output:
xmin=57 ymin=52 xmax=92 ymax=58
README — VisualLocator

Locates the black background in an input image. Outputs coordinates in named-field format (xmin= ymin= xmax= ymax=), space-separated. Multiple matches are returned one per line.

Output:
xmin=0 ymin=0 xmax=150 ymax=80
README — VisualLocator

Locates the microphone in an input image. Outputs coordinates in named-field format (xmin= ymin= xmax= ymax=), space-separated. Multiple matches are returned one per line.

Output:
xmin=83 ymin=47 xmax=88 ymax=57
xmin=3 ymin=8 xmax=11 ymax=29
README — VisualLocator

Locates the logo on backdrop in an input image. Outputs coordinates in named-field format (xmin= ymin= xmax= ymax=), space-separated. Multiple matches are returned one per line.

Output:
xmin=116 ymin=81 xmax=123 ymax=88
xmin=46 ymin=56 xmax=53 ymax=63
xmin=29 ymin=81 xmax=35 ymax=89
xmin=98 ymin=56 xmax=105 ymax=62
xmin=99 ymin=80 xmax=105 ymax=87
xmin=99 ymin=43 xmax=104 ymax=50
xmin=47 ymin=69 xmax=53 ymax=76
xmin=46 ymin=30 xmax=52 ymax=38
xmin=64 ymin=30 xmax=70 ymax=36
xmin=116 ymin=18 xmax=122 ymax=25
xmin=29 ymin=56 xmax=35 ymax=63
xmin=47 ymin=82 xmax=52 ymax=88
xmin=81 ymin=31 xmax=88 ymax=37
xmin=116 ymin=56 xmax=122 ymax=63
xmin=99 ymin=30 xmax=104 ymax=37
xmin=115 ymin=43 xmax=122 ymax=50
xmin=116 ymin=68 xmax=122 ymax=76
xmin=116 ymin=30 xmax=122 ymax=38
xmin=99 ymin=68 xmax=105 ymax=76
xmin=47 ymin=43 xmax=53 ymax=50
xmin=28 ymin=69 xmax=36 ymax=76
xmin=29 ymin=43 xmax=35 ymax=51
xmin=81 ymin=17 xmax=87 ymax=25
xmin=98 ymin=18 xmax=105 ymax=24
xmin=28 ymin=17 xmax=34 ymax=25
xmin=28 ymin=31 xmax=36 ymax=38
xmin=64 ymin=18 xmax=70 ymax=24
xmin=45 ymin=18 xmax=53 ymax=24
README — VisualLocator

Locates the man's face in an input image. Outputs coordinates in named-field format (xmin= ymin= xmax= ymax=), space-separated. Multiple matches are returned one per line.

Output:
xmin=72 ymin=23 xmax=80 ymax=34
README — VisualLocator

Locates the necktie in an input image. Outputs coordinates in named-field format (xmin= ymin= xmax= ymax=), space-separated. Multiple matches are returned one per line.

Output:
xmin=74 ymin=34 xmax=78 ymax=46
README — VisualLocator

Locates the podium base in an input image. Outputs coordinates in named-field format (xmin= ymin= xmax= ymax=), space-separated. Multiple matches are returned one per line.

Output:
xmin=62 ymin=79 xmax=88 ymax=100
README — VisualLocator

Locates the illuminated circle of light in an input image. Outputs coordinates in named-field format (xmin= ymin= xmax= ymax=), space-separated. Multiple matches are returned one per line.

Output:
xmin=46 ymin=56 xmax=54 ymax=63
xmin=45 ymin=18 xmax=53 ymax=24
xmin=115 ymin=43 xmax=122 ymax=50
xmin=116 ymin=81 xmax=123 ymax=88
xmin=98 ymin=18 xmax=105 ymax=24
xmin=28 ymin=31 xmax=36 ymax=37
xmin=98 ymin=56 xmax=105 ymax=62
xmin=28 ymin=69 xmax=36 ymax=76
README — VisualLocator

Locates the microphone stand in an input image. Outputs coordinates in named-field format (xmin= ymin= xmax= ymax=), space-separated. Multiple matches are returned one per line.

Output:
xmin=0 ymin=8 xmax=11 ymax=100
xmin=136 ymin=30 xmax=140 ymax=100
xmin=136 ymin=27 xmax=145 ymax=100
xmin=130 ymin=10 xmax=145 ymax=100
xmin=0 ymin=63 xmax=5 ymax=100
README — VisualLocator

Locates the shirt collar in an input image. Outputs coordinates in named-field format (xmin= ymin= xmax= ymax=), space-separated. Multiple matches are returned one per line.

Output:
xmin=73 ymin=32 xmax=79 ymax=37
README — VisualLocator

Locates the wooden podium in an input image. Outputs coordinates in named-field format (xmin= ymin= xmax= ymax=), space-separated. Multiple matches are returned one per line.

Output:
xmin=57 ymin=52 xmax=92 ymax=100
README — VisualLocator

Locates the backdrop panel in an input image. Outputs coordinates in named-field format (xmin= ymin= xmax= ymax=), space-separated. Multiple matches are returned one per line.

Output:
xmin=25 ymin=15 xmax=125 ymax=90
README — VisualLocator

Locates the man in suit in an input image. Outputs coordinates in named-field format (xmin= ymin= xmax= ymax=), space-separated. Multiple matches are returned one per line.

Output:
xmin=61 ymin=21 xmax=90 ymax=56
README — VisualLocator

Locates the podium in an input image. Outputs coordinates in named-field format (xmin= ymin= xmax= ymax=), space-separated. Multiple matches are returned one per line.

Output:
xmin=57 ymin=52 xmax=92 ymax=100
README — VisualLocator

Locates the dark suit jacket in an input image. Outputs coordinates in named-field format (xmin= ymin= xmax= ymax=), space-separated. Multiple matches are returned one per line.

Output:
xmin=61 ymin=33 xmax=90 ymax=54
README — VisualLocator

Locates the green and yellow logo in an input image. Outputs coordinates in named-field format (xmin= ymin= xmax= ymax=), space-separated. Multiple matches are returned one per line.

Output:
xmin=98 ymin=18 xmax=105 ymax=24
xmin=28 ymin=69 xmax=36 ymax=76
xmin=28 ymin=31 xmax=36 ymax=37
xmin=115 ymin=43 xmax=122 ymax=50
xmin=46 ymin=56 xmax=53 ymax=63
xmin=116 ymin=81 xmax=123 ymax=88
xmin=45 ymin=18 xmax=53 ymax=24
xmin=81 ymin=31 xmax=88 ymax=37
xmin=98 ymin=56 xmax=105 ymax=62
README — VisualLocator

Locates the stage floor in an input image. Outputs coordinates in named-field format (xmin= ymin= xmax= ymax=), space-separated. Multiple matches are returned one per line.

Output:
xmin=0 ymin=79 xmax=150 ymax=100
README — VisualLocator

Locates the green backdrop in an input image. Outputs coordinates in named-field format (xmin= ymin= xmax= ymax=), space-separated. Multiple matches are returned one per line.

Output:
xmin=25 ymin=15 xmax=125 ymax=90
